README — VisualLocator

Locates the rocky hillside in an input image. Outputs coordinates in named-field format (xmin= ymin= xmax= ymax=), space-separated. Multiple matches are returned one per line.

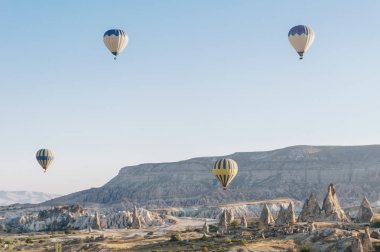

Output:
xmin=46 ymin=145 xmax=380 ymax=208
xmin=0 ymin=191 xmax=60 ymax=206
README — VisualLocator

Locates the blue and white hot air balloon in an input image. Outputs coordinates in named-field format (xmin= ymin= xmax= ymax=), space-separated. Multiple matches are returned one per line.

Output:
xmin=288 ymin=25 xmax=315 ymax=60
xmin=36 ymin=149 xmax=54 ymax=173
xmin=103 ymin=29 xmax=129 ymax=60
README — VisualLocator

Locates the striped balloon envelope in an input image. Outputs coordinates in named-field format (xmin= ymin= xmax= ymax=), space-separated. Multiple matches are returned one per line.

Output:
xmin=103 ymin=29 xmax=129 ymax=60
xmin=288 ymin=25 xmax=315 ymax=60
xmin=36 ymin=149 xmax=54 ymax=173
xmin=212 ymin=158 xmax=238 ymax=190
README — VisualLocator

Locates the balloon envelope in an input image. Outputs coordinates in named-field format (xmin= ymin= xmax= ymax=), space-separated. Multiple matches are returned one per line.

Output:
xmin=288 ymin=25 xmax=315 ymax=59
xmin=212 ymin=158 xmax=238 ymax=190
xmin=36 ymin=149 xmax=54 ymax=172
xmin=103 ymin=29 xmax=129 ymax=59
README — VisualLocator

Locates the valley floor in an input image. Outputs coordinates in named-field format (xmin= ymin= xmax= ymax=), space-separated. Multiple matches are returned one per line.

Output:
xmin=1 ymin=217 xmax=379 ymax=251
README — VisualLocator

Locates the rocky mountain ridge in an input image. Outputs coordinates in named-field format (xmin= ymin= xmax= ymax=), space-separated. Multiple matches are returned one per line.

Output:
xmin=46 ymin=145 xmax=380 ymax=208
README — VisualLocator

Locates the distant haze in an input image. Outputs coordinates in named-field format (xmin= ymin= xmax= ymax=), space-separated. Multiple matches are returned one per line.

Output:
xmin=0 ymin=191 xmax=60 ymax=206
xmin=1 ymin=1 xmax=380 ymax=194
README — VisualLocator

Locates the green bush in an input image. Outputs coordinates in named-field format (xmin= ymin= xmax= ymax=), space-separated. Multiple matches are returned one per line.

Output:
xmin=240 ymin=239 xmax=248 ymax=245
xmin=300 ymin=243 xmax=310 ymax=252
xmin=224 ymin=238 xmax=232 ymax=243
xmin=202 ymin=247 xmax=209 ymax=252
xmin=170 ymin=233 xmax=182 ymax=242
xmin=208 ymin=224 xmax=218 ymax=232
xmin=230 ymin=220 xmax=239 ymax=226
xmin=25 ymin=237 xmax=33 ymax=244
xmin=371 ymin=220 xmax=380 ymax=228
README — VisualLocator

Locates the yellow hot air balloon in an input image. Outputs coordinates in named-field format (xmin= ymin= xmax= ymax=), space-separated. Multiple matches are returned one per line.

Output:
xmin=212 ymin=158 xmax=238 ymax=190
xmin=36 ymin=149 xmax=54 ymax=173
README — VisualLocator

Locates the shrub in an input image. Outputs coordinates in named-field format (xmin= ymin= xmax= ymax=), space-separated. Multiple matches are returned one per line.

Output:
xmin=147 ymin=231 xmax=154 ymax=235
xmin=300 ymin=243 xmax=310 ymax=252
xmin=25 ymin=237 xmax=33 ymax=244
xmin=170 ymin=233 xmax=182 ymax=242
xmin=230 ymin=220 xmax=239 ymax=226
xmin=208 ymin=225 xmax=218 ymax=233
xmin=371 ymin=220 xmax=380 ymax=228
xmin=240 ymin=239 xmax=248 ymax=245
xmin=224 ymin=238 xmax=232 ymax=243
xmin=202 ymin=247 xmax=209 ymax=252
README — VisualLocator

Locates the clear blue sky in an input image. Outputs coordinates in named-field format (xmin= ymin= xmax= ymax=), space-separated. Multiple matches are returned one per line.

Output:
xmin=1 ymin=1 xmax=380 ymax=194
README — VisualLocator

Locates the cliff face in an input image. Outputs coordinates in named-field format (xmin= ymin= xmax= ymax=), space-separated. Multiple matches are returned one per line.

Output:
xmin=47 ymin=145 xmax=380 ymax=208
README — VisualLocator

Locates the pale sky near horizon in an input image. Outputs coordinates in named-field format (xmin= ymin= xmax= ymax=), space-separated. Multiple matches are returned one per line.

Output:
xmin=1 ymin=1 xmax=380 ymax=194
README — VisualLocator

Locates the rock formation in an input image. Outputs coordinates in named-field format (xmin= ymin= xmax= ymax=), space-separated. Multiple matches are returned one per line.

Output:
xmin=360 ymin=227 xmax=374 ymax=252
xmin=131 ymin=206 xmax=142 ymax=229
xmin=275 ymin=202 xmax=296 ymax=226
xmin=298 ymin=194 xmax=321 ymax=222
xmin=356 ymin=197 xmax=374 ymax=223
xmin=226 ymin=209 xmax=234 ymax=224
xmin=106 ymin=211 xmax=132 ymax=229
xmin=259 ymin=204 xmax=274 ymax=226
xmin=93 ymin=212 xmax=101 ymax=229
xmin=352 ymin=236 xmax=364 ymax=252
xmin=240 ymin=215 xmax=247 ymax=229
xmin=219 ymin=209 xmax=227 ymax=227
xmin=47 ymin=146 xmax=380 ymax=209
xmin=203 ymin=220 xmax=209 ymax=233
xmin=321 ymin=184 xmax=349 ymax=222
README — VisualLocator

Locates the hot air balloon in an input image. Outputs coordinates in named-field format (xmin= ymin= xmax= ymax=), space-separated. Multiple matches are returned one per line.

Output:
xmin=212 ymin=158 xmax=238 ymax=190
xmin=103 ymin=29 xmax=129 ymax=60
xmin=36 ymin=149 xmax=54 ymax=173
xmin=288 ymin=25 xmax=315 ymax=60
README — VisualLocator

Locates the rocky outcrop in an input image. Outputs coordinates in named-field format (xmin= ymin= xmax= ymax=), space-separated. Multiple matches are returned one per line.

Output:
xmin=219 ymin=209 xmax=227 ymax=228
xmin=93 ymin=212 xmax=101 ymax=229
xmin=3 ymin=205 xmax=162 ymax=232
xmin=356 ymin=197 xmax=374 ymax=223
xmin=131 ymin=206 xmax=142 ymax=229
xmin=275 ymin=202 xmax=296 ymax=226
xmin=106 ymin=211 xmax=132 ymax=229
xmin=352 ymin=236 xmax=364 ymax=252
xmin=259 ymin=204 xmax=274 ymax=226
xmin=360 ymin=227 xmax=374 ymax=252
xmin=203 ymin=220 xmax=209 ymax=233
xmin=241 ymin=215 xmax=247 ymax=229
xmin=47 ymin=145 xmax=380 ymax=208
xmin=226 ymin=209 xmax=234 ymax=224
xmin=321 ymin=184 xmax=349 ymax=222
xmin=298 ymin=194 xmax=321 ymax=222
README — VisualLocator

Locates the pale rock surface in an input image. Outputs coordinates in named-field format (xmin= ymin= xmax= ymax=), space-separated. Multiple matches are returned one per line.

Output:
xmin=321 ymin=184 xmax=349 ymax=222
xmin=360 ymin=227 xmax=374 ymax=252
xmin=219 ymin=209 xmax=227 ymax=226
xmin=356 ymin=197 xmax=374 ymax=223
xmin=298 ymin=194 xmax=321 ymax=222
xmin=203 ymin=220 xmax=209 ymax=233
xmin=131 ymin=206 xmax=142 ymax=229
xmin=259 ymin=204 xmax=274 ymax=226
xmin=352 ymin=236 xmax=364 ymax=252
xmin=275 ymin=202 xmax=296 ymax=226
xmin=240 ymin=215 xmax=247 ymax=229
